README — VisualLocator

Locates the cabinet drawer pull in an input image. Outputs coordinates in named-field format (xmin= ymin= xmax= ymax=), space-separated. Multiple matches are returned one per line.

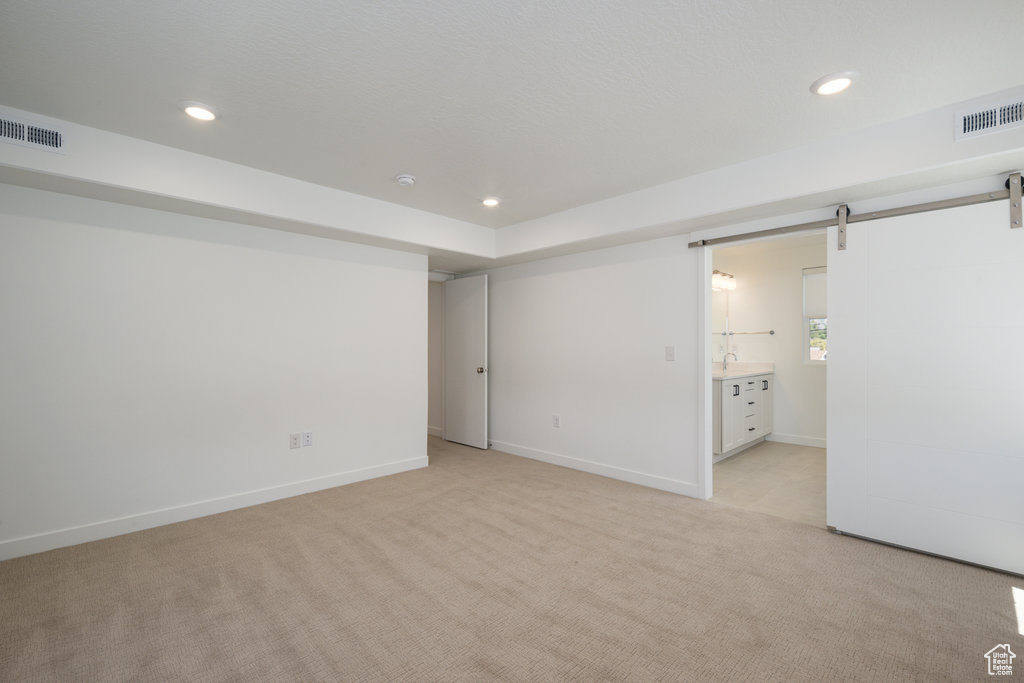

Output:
xmin=747 ymin=401 xmax=755 ymax=405
xmin=747 ymin=381 xmax=756 ymax=385
xmin=747 ymin=427 xmax=756 ymax=432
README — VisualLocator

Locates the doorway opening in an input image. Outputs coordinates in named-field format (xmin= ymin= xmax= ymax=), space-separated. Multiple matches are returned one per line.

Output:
xmin=708 ymin=231 xmax=827 ymax=527
xmin=428 ymin=273 xmax=490 ymax=450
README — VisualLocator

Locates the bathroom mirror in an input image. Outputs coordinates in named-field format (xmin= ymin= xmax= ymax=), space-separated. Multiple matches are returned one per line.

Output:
xmin=710 ymin=288 xmax=729 ymax=362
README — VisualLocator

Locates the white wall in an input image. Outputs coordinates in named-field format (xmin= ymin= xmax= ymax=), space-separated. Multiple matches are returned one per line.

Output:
xmin=427 ymin=280 xmax=444 ymax=436
xmin=712 ymin=234 xmax=827 ymax=446
xmin=828 ymin=199 xmax=1024 ymax=574
xmin=0 ymin=183 xmax=428 ymax=560
xmin=487 ymin=236 xmax=703 ymax=496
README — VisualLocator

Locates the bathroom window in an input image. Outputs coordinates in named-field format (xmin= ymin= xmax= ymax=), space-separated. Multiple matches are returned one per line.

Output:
xmin=803 ymin=266 xmax=827 ymax=363
xmin=807 ymin=318 xmax=828 ymax=361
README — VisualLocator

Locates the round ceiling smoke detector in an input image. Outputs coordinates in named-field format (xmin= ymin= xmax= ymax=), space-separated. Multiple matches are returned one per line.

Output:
xmin=395 ymin=174 xmax=416 ymax=186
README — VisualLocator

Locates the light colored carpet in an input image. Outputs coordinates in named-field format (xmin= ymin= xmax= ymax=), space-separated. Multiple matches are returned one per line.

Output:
xmin=713 ymin=441 xmax=826 ymax=527
xmin=1 ymin=437 xmax=1020 ymax=681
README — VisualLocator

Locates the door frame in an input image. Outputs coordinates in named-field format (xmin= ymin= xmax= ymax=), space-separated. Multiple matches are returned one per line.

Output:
xmin=697 ymin=233 xmax=830 ymax=505
xmin=442 ymin=274 xmax=489 ymax=449
xmin=697 ymin=246 xmax=714 ymax=499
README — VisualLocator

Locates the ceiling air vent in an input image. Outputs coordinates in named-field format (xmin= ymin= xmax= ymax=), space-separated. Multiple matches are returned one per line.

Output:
xmin=0 ymin=116 xmax=65 ymax=154
xmin=956 ymin=98 xmax=1024 ymax=140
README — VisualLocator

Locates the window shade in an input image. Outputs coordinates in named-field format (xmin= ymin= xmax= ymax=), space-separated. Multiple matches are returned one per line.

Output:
xmin=803 ymin=267 xmax=827 ymax=318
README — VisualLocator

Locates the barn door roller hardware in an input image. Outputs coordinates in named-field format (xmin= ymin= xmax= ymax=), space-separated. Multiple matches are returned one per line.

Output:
xmin=837 ymin=204 xmax=849 ymax=251
xmin=1009 ymin=172 xmax=1022 ymax=229
xmin=688 ymin=172 xmax=1022 ymax=250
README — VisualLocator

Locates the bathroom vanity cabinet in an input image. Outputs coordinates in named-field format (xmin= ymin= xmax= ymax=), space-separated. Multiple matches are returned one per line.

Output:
xmin=713 ymin=373 xmax=773 ymax=457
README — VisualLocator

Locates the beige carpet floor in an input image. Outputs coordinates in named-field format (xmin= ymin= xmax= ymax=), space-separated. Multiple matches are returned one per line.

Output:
xmin=1 ymin=437 xmax=1020 ymax=682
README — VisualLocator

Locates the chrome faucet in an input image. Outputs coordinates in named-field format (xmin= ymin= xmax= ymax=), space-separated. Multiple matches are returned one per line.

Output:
xmin=723 ymin=352 xmax=737 ymax=372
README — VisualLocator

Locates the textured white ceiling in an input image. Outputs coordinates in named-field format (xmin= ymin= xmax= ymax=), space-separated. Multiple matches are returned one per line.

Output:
xmin=0 ymin=1 xmax=1021 ymax=228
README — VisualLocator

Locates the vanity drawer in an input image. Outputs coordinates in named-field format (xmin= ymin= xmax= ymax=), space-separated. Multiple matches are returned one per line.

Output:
xmin=743 ymin=395 xmax=758 ymax=417
xmin=743 ymin=414 xmax=759 ymax=434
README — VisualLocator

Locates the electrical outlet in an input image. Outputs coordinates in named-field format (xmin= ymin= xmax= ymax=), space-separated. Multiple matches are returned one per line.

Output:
xmin=302 ymin=431 xmax=313 ymax=447
xmin=289 ymin=433 xmax=301 ymax=449
xmin=553 ymin=414 xmax=561 ymax=428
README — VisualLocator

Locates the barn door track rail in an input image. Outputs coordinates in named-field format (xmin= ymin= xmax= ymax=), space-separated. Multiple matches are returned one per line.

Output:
xmin=688 ymin=172 xmax=1022 ymax=251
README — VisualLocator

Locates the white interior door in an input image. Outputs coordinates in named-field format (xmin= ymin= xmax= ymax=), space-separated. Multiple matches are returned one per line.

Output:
xmin=443 ymin=274 xmax=488 ymax=449
xmin=827 ymin=199 xmax=1024 ymax=574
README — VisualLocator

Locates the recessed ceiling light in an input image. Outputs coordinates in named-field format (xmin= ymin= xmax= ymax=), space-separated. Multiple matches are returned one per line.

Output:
xmin=810 ymin=71 xmax=857 ymax=96
xmin=181 ymin=101 xmax=217 ymax=121
xmin=395 ymin=174 xmax=416 ymax=186
xmin=482 ymin=197 xmax=501 ymax=207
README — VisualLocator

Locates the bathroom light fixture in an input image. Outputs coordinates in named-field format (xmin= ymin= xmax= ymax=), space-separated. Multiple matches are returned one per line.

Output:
xmin=711 ymin=270 xmax=737 ymax=291
xmin=395 ymin=174 xmax=416 ymax=186
xmin=181 ymin=101 xmax=217 ymax=121
xmin=810 ymin=71 xmax=857 ymax=96
xmin=482 ymin=197 xmax=501 ymax=208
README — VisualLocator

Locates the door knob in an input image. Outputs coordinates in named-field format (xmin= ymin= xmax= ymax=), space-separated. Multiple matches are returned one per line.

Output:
xmin=476 ymin=367 xmax=486 ymax=374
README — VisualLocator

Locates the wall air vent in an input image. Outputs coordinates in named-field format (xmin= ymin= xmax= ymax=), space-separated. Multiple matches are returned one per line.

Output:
xmin=956 ymin=98 xmax=1024 ymax=140
xmin=0 ymin=116 xmax=65 ymax=154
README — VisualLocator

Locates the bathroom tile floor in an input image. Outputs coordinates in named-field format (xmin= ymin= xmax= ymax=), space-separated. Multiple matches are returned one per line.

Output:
xmin=712 ymin=441 xmax=826 ymax=527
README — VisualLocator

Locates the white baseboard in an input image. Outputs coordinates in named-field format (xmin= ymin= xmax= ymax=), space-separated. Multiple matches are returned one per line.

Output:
xmin=427 ymin=426 xmax=442 ymax=437
xmin=489 ymin=440 xmax=701 ymax=498
xmin=0 ymin=456 xmax=428 ymax=562
xmin=766 ymin=433 xmax=827 ymax=449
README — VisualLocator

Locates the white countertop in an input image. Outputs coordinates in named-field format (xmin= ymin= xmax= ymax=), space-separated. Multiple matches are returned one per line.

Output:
xmin=711 ymin=361 xmax=774 ymax=380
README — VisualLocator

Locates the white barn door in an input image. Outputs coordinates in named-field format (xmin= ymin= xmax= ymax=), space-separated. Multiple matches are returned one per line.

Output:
xmin=827 ymin=199 xmax=1024 ymax=574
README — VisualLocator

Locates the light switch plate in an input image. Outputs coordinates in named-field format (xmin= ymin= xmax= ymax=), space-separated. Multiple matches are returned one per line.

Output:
xmin=665 ymin=345 xmax=676 ymax=361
